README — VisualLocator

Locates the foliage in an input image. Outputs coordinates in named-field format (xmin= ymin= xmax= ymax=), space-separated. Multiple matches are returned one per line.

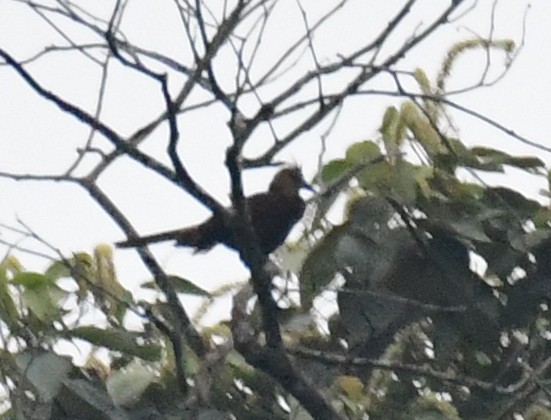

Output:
xmin=2 ymin=66 xmax=551 ymax=418
xmin=296 ymin=68 xmax=551 ymax=418
xmin=0 ymin=1 xmax=547 ymax=419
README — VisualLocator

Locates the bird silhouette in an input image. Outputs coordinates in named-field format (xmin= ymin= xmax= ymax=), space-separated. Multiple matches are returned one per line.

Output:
xmin=116 ymin=167 xmax=313 ymax=255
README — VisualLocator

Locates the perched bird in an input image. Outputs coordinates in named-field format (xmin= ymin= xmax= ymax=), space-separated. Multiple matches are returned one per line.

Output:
xmin=116 ymin=167 xmax=313 ymax=255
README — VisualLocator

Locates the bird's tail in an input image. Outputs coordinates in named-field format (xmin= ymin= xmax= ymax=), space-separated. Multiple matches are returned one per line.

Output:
xmin=116 ymin=225 xmax=207 ymax=249
xmin=116 ymin=216 xmax=223 ymax=251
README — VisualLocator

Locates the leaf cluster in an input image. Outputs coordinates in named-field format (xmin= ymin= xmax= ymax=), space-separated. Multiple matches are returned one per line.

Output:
xmin=294 ymin=79 xmax=551 ymax=417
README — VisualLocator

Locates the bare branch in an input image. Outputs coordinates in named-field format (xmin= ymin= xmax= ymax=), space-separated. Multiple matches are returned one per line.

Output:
xmin=289 ymin=346 xmax=537 ymax=394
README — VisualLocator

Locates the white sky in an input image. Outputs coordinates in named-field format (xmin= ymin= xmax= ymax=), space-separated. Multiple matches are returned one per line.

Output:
xmin=1 ymin=0 xmax=550 ymax=324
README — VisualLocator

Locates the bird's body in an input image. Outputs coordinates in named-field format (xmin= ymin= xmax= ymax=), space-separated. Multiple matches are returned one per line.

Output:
xmin=116 ymin=167 xmax=311 ymax=255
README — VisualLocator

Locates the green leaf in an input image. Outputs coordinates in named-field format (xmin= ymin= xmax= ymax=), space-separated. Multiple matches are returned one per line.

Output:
xmin=64 ymin=326 xmax=162 ymax=361
xmin=16 ymin=351 xmax=73 ymax=402
xmin=414 ymin=68 xmax=432 ymax=95
xmin=346 ymin=195 xmax=394 ymax=228
xmin=44 ymin=260 xmax=71 ymax=281
xmin=408 ymin=393 xmax=461 ymax=420
xmin=106 ymin=360 xmax=156 ymax=406
xmin=56 ymin=378 xmax=129 ymax=418
xmin=447 ymin=219 xmax=492 ymax=243
xmin=446 ymin=138 xmax=470 ymax=156
xmin=463 ymin=162 xmax=504 ymax=172
xmin=455 ymin=182 xmax=485 ymax=201
xmin=311 ymin=163 xmax=353 ymax=228
xmin=142 ymin=275 xmax=211 ymax=297
xmin=380 ymin=106 xmax=403 ymax=157
xmin=524 ymin=405 xmax=551 ymax=420
xmin=166 ymin=275 xmax=211 ymax=296
xmin=356 ymin=160 xmax=392 ymax=191
xmin=466 ymin=146 xmax=509 ymax=172
xmin=345 ymin=141 xmax=381 ymax=165
xmin=337 ymin=287 xmax=402 ymax=348
xmin=227 ymin=350 xmax=275 ymax=397
xmin=337 ymin=375 xmax=364 ymax=401
xmin=4 ymin=256 xmax=24 ymax=275
xmin=320 ymin=159 xmax=351 ymax=183
xmin=380 ymin=106 xmax=399 ymax=137
xmin=390 ymin=161 xmax=420 ymax=204
xmin=435 ymin=138 xmax=472 ymax=172
xmin=401 ymin=102 xmax=442 ymax=155
xmin=22 ymin=283 xmax=67 ymax=323
xmin=505 ymin=156 xmax=545 ymax=171
xmin=470 ymin=148 xmax=544 ymax=172
xmin=11 ymin=272 xmax=50 ymax=288
xmin=533 ymin=207 xmax=551 ymax=228
xmin=415 ymin=165 xmax=435 ymax=198
xmin=0 ymin=266 xmax=19 ymax=329
xmin=12 ymin=271 xmax=67 ymax=323
xmin=486 ymin=187 xmax=540 ymax=216
xmin=299 ymin=225 xmax=347 ymax=310
xmin=470 ymin=146 xmax=510 ymax=158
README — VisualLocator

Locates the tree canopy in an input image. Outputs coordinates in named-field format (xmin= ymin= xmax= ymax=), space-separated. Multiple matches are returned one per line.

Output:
xmin=1 ymin=1 xmax=550 ymax=419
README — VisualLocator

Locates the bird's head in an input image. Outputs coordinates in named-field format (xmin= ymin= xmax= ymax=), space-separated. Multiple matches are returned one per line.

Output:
xmin=269 ymin=166 xmax=314 ymax=196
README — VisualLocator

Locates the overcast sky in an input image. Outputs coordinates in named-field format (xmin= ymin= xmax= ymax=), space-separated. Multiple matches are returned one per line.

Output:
xmin=1 ymin=0 xmax=549 ymax=324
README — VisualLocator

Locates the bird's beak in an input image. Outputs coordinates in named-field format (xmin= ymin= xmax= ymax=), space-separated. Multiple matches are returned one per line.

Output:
xmin=302 ymin=179 xmax=315 ymax=193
